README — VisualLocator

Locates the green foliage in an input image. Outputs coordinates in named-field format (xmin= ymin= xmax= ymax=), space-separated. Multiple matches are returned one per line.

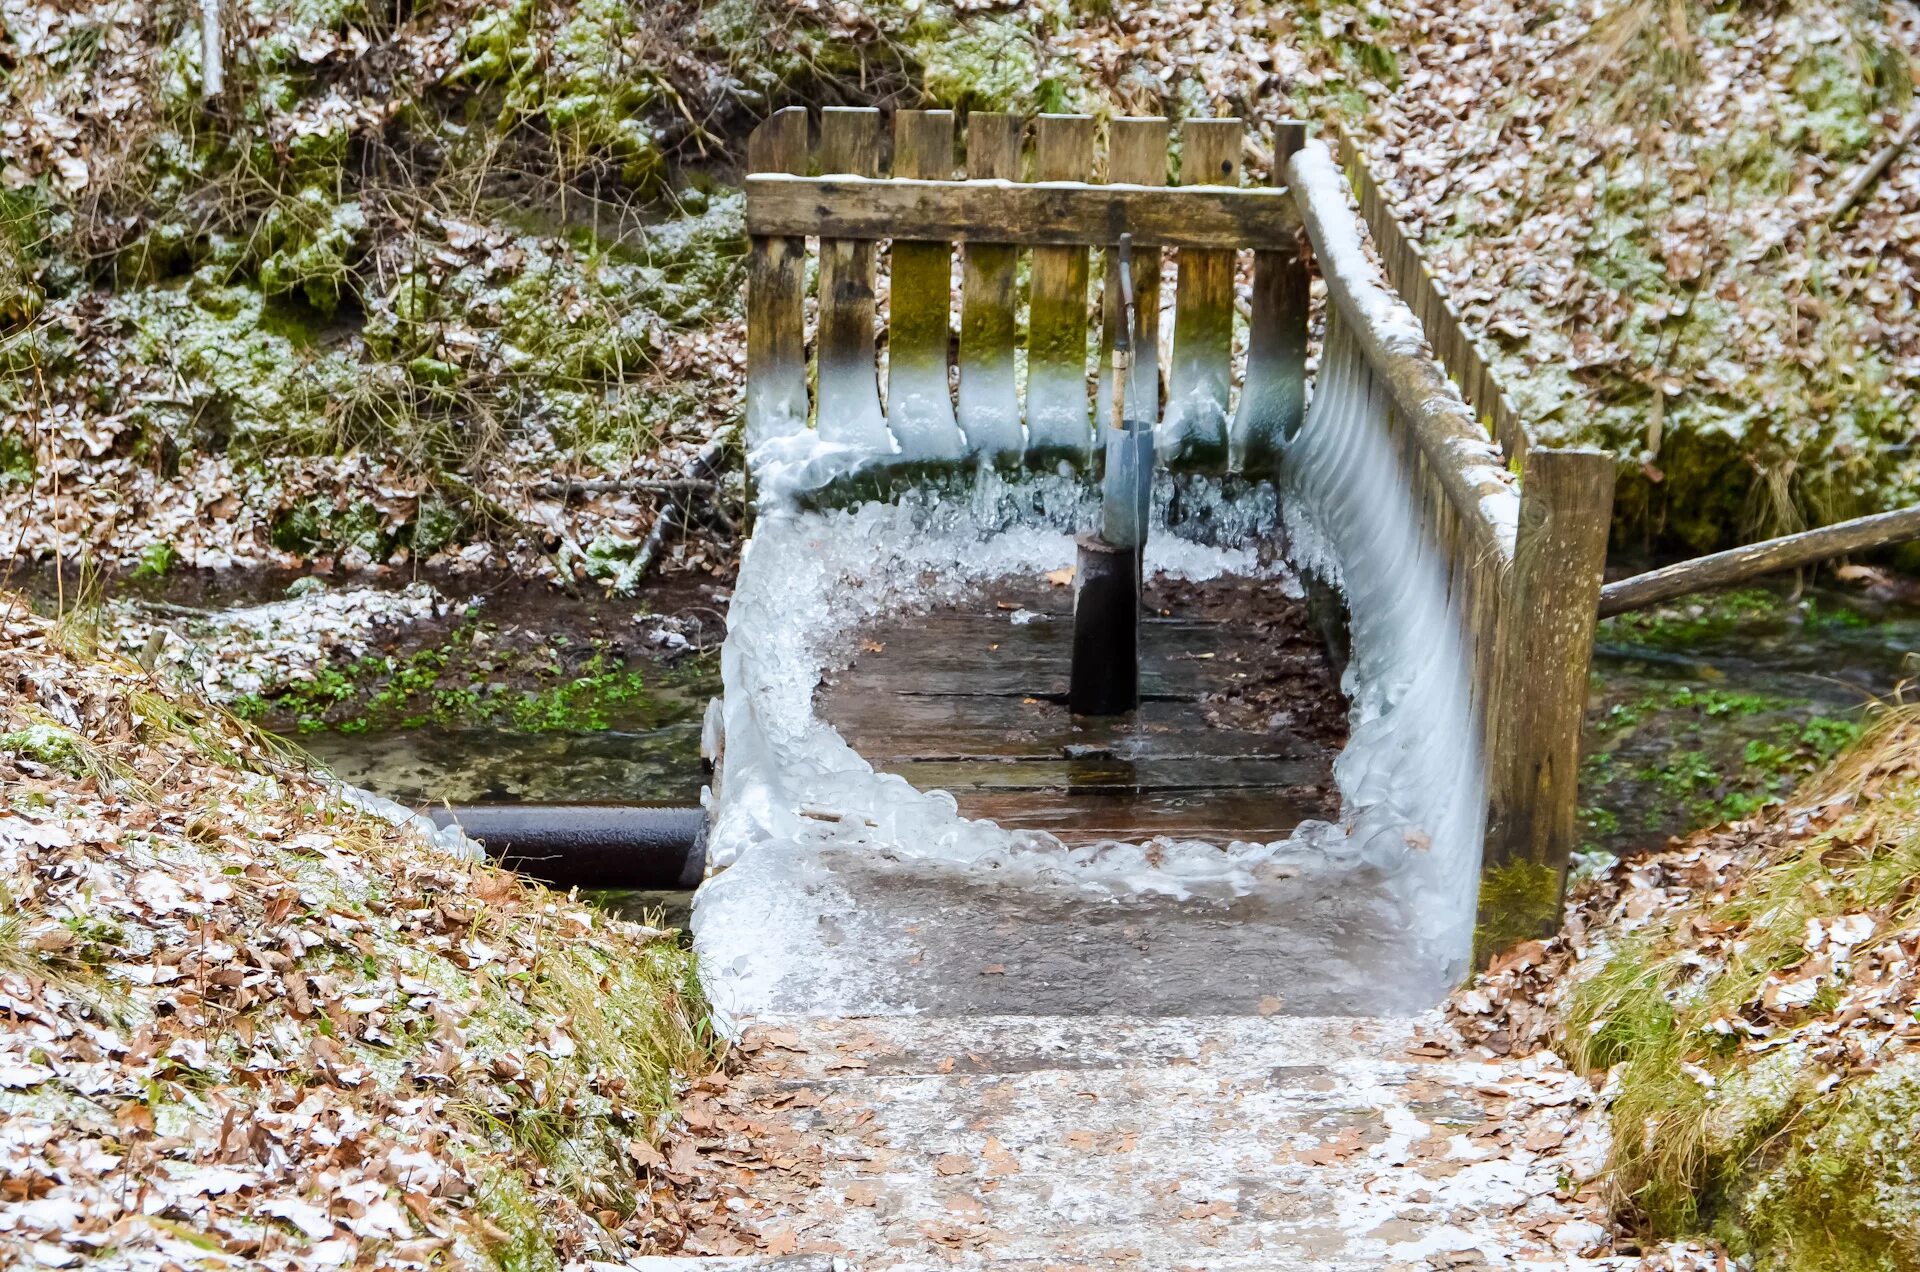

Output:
xmin=130 ymin=542 xmax=176 ymax=580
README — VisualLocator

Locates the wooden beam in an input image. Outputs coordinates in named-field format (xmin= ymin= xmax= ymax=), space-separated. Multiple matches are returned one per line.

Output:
xmin=886 ymin=109 xmax=964 ymax=461
xmin=1232 ymin=120 xmax=1309 ymax=475
xmin=1163 ymin=118 xmax=1242 ymax=469
xmin=744 ymin=108 xmax=811 ymax=449
xmin=744 ymin=174 xmax=1299 ymax=250
xmin=1481 ymin=447 xmax=1614 ymax=962
xmin=1598 ymin=504 xmax=1920 ymax=618
xmin=814 ymin=108 xmax=889 ymax=452
xmin=1025 ymin=115 xmax=1097 ymax=465
xmin=957 ymin=113 xmax=1025 ymax=462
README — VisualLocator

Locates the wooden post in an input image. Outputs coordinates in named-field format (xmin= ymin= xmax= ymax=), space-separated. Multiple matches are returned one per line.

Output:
xmin=1025 ymin=114 xmax=1096 ymax=467
xmin=1099 ymin=118 xmax=1169 ymax=432
xmin=814 ymin=108 xmax=889 ymax=453
xmin=1232 ymin=120 xmax=1309 ymax=474
xmin=1163 ymin=118 xmax=1242 ymax=470
xmin=1479 ymin=447 xmax=1614 ymax=963
xmin=744 ymin=108 xmax=811 ymax=451
xmin=886 ymin=109 xmax=964 ymax=463
xmin=957 ymin=113 xmax=1025 ymax=463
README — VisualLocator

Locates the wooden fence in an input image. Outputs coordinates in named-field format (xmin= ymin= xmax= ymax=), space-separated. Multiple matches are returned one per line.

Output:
xmin=744 ymin=106 xmax=1310 ymax=474
xmin=742 ymin=109 xmax=1616 ymax=962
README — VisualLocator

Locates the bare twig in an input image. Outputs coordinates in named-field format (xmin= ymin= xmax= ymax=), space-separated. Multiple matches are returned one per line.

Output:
xmin=1826 ymin=109 xmax=1920 ymax=226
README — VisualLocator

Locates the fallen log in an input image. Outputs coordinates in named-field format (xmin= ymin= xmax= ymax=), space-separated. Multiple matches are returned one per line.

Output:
xmin=1598 ymin=504 xmax=1920 ymax=618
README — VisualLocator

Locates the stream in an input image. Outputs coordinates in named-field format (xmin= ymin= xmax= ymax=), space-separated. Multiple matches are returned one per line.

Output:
xmin=19 ymin=566 xmax=1917 ymax=928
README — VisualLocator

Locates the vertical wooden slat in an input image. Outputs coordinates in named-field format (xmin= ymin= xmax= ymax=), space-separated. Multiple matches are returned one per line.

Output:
xmin=1098 ymin=117 xmax=1169 ymax=434
xmin=957 ymin=112 xmax=1025 ymax=463
xmin=1479 ymin=447 xmax=1615 ymax=962
xmin=1024 ymin=113 xmax=1097 ymax=466
xmin=814 ymin=107 xmax=888 ymax=453
xmin=1232 ymin=119 xmax=1309 ymax=475
xmin=1163 ymin=117 xmax=1242 ymax=470
xmin=744 ymin=108 xmax=810 ymax=450
xmin=885 ymin=109 xmax=964 ymax=462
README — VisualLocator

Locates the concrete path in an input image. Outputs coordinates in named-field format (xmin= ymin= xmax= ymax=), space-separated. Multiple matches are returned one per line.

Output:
xmin=644 ymin=1007 xmax=1631 ymax=1269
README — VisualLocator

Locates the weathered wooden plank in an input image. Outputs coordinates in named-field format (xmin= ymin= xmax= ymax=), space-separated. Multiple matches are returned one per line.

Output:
xmin=887 ymin=756 xmax=1329 ymax=793
xmin=744 ymin=107 xmax=810 ymax=449
xmin=1098 ymin=118 xmax=1169 ymax=432
xmin=1025 ymin=114 xmax=1097 ymax=465
xmin=744 ymin=176 xmax=1300 ymax=249
xmin=1163 ymin=118 xmax=1243 ymax=469
xmin=957 ymin=787 xmax=1323 ymax=846
xmin=813 ymin=107 xmax=889 ymax=453
xmin=1481 ymin=447 xmax=1614 ymax=961
xmin=956 ymin=113 xmax=1026 ymax=462
xmin=885 ymin=109 xmax=964 ymax=462
xmin=1232 ymin=120 xmax=1308 ymax=475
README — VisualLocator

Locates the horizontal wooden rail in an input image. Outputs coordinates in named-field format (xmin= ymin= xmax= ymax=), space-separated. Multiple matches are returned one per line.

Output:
xmin=1288 ymin=143 xmax=1517 ymax=565
xmin=1335 ymin=127 xmax=1530 ymax=467
xmin=1598 ymin=504 xmax=1920 ymax=617
xmin=744 ymin=174 xmax=1301 ymax=249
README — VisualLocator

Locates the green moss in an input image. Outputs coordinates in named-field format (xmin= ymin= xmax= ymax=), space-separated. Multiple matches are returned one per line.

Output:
xmin=1738 ymin=1054 xmax=1920 ymax=1271
xmin=0 ymin=430 xmax=35 ymax=485
xmin=254 ymin=189 xmax=366 ymax=315
xmin=1474 ymin=858 xmax=1564 ymax=964
xmin=0 ymin=186 xmax=50 ymax=325
xmin=269 ymin=495 xmax=393 ymax=561
xmin=1598 ymin=588 xmax=1781 ymax=649
xmin=0 ymin=724 xmax=89 ymax=776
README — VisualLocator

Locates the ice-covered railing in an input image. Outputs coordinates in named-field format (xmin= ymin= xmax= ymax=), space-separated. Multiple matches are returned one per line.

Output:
xmin=1286 ymin=140 xmax=1614 ymax=957
xmin=741 ymin=106 xmax=1309 ymax=498
xmin=1334 ymin=126 xmax=1531 ymax=467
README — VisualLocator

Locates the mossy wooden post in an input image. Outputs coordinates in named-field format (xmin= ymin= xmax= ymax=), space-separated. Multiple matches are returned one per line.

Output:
xmin=958 ymin=112 xmax=1024 ymax=463
xmin=1164 ymin=118 xmax=1242 ymax=469
xmin=1480 ymin=446 xmax=1614 ymax=962
xmin=1232 ymin=120 xmax=1308 ymax=473
xmin=745 ymin=108 xmax=811 ymax=452
xmin=814 ymin=107 xmax=889 ymax=452
xmin=1025 ymin=114 xmax=1096 ymax=467
xmin=886 ymin=109 xmax=963 ymax=462
xmin=1099 ymin=118 xmax=1168 ymax=431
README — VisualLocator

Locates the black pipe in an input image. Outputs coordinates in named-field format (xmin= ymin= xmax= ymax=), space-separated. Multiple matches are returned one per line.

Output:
xmin=1069 ymin=533 xmax=1141 ymax=715
xmin=429 ymin=804 xmax=707 ymax=890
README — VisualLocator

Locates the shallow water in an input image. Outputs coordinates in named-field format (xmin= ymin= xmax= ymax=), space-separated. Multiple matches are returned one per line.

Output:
xmin=1582 ymin=580 xmax=1920 ymax=859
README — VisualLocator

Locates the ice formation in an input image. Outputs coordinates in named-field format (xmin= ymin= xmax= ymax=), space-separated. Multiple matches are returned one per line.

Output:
xmin=698 ymin=138 xmax=1501 ymax=1020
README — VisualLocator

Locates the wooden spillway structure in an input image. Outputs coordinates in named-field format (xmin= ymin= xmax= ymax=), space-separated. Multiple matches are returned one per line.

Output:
xmin=734 ymin=106 xmax=1616 ymax=964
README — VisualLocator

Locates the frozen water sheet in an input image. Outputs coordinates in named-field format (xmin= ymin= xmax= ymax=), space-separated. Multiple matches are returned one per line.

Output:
xmin=695 ymin=460 xmax=1485 ymax=1023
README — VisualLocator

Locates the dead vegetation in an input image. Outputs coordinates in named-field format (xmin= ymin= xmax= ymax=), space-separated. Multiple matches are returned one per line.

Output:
xmin=0 ymin=590 xmax=715 ymax=1268
xmin=1457 ymin=702 xmax=1920 ymax=1269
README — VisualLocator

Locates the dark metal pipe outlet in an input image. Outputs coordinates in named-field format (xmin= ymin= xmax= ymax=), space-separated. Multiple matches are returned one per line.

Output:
xmin=429 ymin=803 xmax=707 ymax=890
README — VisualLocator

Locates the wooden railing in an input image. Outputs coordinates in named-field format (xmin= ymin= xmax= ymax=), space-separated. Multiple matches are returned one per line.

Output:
xmin=742 ymin=110 xmax=1617 ymax=964
xmin=1335 ymin=127 xmax=1531 ymax=470
xmin=743 ymin=107 xmax=1309 ymax=474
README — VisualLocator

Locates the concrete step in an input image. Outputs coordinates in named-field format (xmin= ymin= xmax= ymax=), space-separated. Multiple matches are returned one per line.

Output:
xmin=678 ymin=1015 xmax=1626 ymax=1270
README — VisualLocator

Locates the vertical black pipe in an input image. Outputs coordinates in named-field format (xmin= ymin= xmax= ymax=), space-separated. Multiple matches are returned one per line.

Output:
xmin=1069 ymin=534 xmax=1140 ymax=714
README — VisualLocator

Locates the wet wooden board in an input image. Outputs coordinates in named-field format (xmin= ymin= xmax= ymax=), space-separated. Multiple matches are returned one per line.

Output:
xmin=815 ymin=574 xmax=1344 ymax=847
